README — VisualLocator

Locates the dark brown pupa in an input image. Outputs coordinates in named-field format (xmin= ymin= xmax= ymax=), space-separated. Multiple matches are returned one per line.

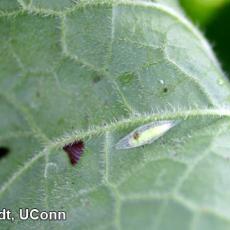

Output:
xmin=63 ymin=140 xmax=84 ymax=166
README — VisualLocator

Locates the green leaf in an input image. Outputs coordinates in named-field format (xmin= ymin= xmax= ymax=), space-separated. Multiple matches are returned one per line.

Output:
xmin=1 ymin=0 xmax=230 ymax=229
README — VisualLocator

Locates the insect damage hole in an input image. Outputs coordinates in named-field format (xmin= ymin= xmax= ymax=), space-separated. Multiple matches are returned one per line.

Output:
xmin=0 ymin=147 xmax=10 ymax=160
xmin=63 ymin=140 xmax=84 ymax=166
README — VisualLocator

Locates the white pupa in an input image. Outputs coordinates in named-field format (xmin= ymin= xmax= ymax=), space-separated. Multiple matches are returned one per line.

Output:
xmin=115 ymin=120 xmax=180 ymax=150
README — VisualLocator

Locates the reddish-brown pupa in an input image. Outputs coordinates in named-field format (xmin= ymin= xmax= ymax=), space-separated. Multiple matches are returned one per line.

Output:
xmin=63 ymin=140 xmax=84 ymax=166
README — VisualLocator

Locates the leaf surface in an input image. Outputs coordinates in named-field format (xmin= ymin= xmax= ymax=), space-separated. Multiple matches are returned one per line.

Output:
xmin=1 ymin=1 xmax=230 ymax=229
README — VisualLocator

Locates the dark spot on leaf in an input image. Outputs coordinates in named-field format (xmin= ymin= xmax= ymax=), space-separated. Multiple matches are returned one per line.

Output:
xmin=92 ymin=75 xmax=103 ymax=83
xmin=63 ymin=140 xmax=84 ymax=166
xmin=133 ymin=132 xmax=139 ymax=140
xmin=0 ymin=147 xmax=10 ymax=160
xmin=163 ymin=87 xmax=168 ymax=93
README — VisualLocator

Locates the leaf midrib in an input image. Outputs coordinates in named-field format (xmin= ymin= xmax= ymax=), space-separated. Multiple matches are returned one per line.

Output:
xmin=0 ymin=107 xmax=230 ymax=198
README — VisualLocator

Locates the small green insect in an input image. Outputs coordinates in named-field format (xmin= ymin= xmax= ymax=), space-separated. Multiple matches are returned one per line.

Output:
xmin=115 ymin=120 xmax=180 ymax=150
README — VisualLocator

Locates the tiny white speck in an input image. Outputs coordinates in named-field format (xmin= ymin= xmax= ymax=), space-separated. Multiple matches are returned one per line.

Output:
xmin=218 ymin=79 xmax=224 ymax=86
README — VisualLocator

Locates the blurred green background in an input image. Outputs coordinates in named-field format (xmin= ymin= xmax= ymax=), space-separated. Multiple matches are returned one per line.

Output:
xmin=180 ymin=0 xmax=230 ymax=76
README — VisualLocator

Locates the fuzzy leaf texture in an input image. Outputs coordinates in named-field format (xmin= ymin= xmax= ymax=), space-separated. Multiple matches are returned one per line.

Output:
xmin=1 ymin=0 xmax=230 ymax=229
